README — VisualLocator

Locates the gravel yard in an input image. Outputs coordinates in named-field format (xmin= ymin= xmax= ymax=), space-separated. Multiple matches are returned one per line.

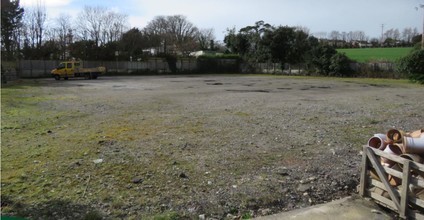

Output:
xmin=1 ymin=75 xmax=423 ymax=219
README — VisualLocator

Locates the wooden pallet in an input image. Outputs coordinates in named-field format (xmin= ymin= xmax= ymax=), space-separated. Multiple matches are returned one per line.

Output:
xmin=360 ymin=146 xmax=424 ymax=219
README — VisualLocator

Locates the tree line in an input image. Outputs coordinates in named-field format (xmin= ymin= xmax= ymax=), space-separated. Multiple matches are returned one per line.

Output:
xmin=1 ymin=0 xmax=422 ymax=63
xmin=314 ymin=28 xmax=421 ymax=48
xmin=1 ymin=0 xmax=217 ymax=61
xmin=224 ymin=21 xmax=354 ymax=76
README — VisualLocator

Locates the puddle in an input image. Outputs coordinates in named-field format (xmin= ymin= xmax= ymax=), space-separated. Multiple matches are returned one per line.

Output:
xmin=226 ymin=89 xmax=270 ymax=93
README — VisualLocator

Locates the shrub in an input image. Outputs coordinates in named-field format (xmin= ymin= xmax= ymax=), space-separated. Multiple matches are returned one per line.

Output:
xmin=305 ymin=44 xmax=337 ymax=75
xmin=329 ymin=53 xmax=354 ymax=77
xmin=164 ymin=55 xmax=177 ymax=73
xmin=397 ymin=49 xmax=424 ymax=84
xmin=196 ymin=55 xmax=240 ymax=73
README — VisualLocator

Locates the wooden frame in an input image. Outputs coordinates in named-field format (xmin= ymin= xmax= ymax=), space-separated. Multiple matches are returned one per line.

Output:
xmin=360 ymin=146 xmax=424 ymax=219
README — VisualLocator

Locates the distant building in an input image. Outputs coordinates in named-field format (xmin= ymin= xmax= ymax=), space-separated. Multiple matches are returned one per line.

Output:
xmin=142 ymin=48 xmax=160 ymax=56
xmin=189 ymin=50 xmax=222 ymax=58
xmin=358 ymin=42 xmax=373 ymax=48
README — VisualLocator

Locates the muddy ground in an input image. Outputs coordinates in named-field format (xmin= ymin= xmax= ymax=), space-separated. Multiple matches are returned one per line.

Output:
xmin=1 ymin=75 xmax=423 ymax=219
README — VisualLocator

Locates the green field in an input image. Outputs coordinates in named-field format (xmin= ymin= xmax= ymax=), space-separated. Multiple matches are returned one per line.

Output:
xmin=337 ymin=47 xmax=412 ymax=63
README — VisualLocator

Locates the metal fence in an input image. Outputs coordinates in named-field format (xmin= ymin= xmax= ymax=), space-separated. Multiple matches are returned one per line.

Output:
xmin=16 ymin=58 xmax=203 ymax=78
xmin=9 ymin=59 xmax=400 ymax=79
xmin=249 ymin=62 xmax=398 ymax=76
xmin=2 ymin=61 xmax=19 ymax=82
xmin=17 ymin=60 xmax=61 ymax=78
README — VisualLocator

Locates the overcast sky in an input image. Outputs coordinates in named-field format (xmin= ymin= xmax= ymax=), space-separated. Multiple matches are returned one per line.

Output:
xmin=21 ymin=0 xmax=423 ymax=42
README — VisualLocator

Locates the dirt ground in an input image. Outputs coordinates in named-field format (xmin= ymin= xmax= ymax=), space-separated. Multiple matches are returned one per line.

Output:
xmin=1 ymin=75 xmax=423 ymax=219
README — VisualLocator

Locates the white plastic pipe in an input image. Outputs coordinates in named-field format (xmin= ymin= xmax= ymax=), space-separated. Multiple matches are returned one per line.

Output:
xmin=368 ymin=133 xmax=388 ymax=150
xmin=381 ymin=144 xmax=403 ymax=166
xmin=403 ymin=135 xmax=424 ymax=154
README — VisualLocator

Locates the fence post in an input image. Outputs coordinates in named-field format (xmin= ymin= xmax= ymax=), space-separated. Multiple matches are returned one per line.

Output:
xmin=359 ymin=146 xmax=369 ymax=197
xmin=400 ymin=160 xmax=411 ymax=219
xmin=44 ymin=60 xmax=47 ymax=76
xmin=366 ymin=147 xmax=401 ymax=210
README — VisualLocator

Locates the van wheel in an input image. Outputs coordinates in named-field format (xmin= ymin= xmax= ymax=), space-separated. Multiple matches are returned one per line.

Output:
xmin=54 ymin=75 xmax=60 ymax=80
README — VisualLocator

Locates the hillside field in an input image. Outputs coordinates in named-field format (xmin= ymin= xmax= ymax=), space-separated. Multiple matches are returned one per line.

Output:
xmin=337 ymin=47 xmax=413 ymax=63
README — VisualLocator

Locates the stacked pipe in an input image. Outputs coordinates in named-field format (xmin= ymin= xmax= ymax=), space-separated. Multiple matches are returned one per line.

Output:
xmin=367 ymin=128 xmax=424 ymax=200
xmin=368 ymin=129 xmax=424 ymax=166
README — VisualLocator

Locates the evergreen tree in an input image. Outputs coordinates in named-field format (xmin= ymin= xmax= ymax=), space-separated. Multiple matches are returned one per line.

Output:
xmin=1 ymin=0 xmax=24 ymax=60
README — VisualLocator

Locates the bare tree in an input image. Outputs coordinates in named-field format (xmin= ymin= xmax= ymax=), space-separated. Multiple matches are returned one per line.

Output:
xmin=23 ymin=0 xmax=46 ymax=49
xmin=348 ymin=31 xmax=366 ymax=42
xmin=144 ymin=15 xmax=168 ymax=36
xmin=76 ymin=6 xmax=127 ymax=46
xmin=102 ymin=11 xmax=128 ymax=44
xmin=346 ymin=31 xmax=353 ymax=42
xmin=412 ymin=27 xmax=419 ymax=37
xmin=384 ymin=28 xmax=394 ymax=40
xmin=393 ymin=28 xmax=401 ymax=42
xmin=402 ymin=27 xmax=413 ymax=43
xmin=143 ymin=15 xmax=199 ymax=54
xmin=329 ymin=30 xmax=340 ymax=46
xmin=357 ymin=31 xmax=367 ymax=42
xmin=383 ymin=28 xmax=401 ymax=46
xmin=340 ymin=32 xmax=347 ymax=42
xmin=312 ymin=32 xmax=327 ymax=40
xmin=168 ymin=15 xmax=198 ymax=53
xmin=197 ymin=28 xmax=215 ymax=50
xmin=54 ymin=14 xmax=73 ymax=59
xmin=76 ymin=6 xmax=105 ymax=46
xmin=143 ymin=15 xmax=171 ymax=53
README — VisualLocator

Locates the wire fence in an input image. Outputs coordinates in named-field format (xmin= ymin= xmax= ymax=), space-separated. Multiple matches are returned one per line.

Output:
xmin=3 ymin=59 xmax=400 ymax=79
xmin=16 ymin=58 xmax=210 ymax=78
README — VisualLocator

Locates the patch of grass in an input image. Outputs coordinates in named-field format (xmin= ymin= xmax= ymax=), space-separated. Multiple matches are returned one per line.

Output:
xmin=234 ymin=111 xmax=251 ymax=117
xmin=241 ymin=211 xmax=253 ymax=219
xmin=260 ymin=73 xmax=419 ymax=87
xmin=337 ymin=47 xmax=412 ymax=63
xmin=149 ymin=212 xmax=180 ymax=220
xmin=83 ymin=211 xmax=103 ymax=220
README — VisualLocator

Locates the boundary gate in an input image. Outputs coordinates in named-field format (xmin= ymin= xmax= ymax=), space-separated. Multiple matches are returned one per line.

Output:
xmin=360 ymin=146 xmax=424 ymax=219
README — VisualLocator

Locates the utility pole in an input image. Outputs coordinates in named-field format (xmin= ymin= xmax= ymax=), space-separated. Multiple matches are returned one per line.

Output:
xmin=417 ymin=4 xmax=424 ymax=50
xmin=380 ymin=24 xmax=385 ymax=47
xmin=421 ymin=4 xmax=424 ymax=50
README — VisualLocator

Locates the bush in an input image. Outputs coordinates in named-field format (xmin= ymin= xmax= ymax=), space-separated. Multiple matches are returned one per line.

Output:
xmin=196 ymin=55 xmax=240 ymax=73
xmin=397 ymin=49 xmax=424 ymax=84
xmin=306 ymin=44 xmax=337 ymax=75
xmin=329 ymin=53 xmax=354 ymax=77
xmin=164 ymin=55 xmax=177 ymax=73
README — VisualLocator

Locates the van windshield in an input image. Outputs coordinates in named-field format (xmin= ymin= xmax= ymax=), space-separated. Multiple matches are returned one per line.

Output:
xmin=57 ymin=63 xmax=65 ymax=69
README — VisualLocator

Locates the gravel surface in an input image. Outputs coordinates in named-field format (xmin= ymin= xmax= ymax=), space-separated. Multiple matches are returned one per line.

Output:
xmin=1 ymin=75 xmax=423 ymax=219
